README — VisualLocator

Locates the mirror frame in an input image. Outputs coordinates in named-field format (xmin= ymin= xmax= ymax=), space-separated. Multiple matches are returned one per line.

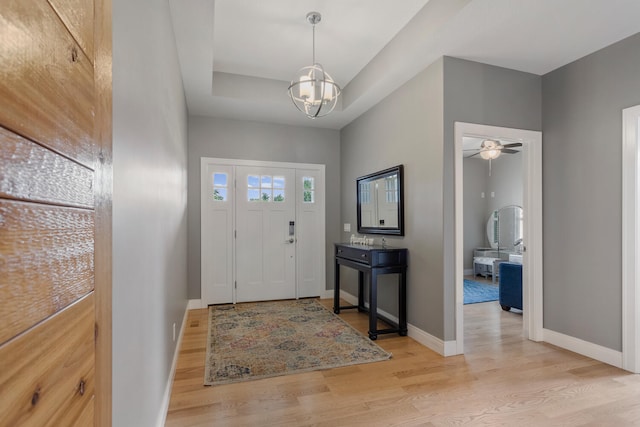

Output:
xmin=356 ymin=165 xmax=404 ymax=236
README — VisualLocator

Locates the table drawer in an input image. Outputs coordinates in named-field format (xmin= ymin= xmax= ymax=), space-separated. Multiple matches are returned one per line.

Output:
xmin=336 ymin=245 xmax=370 ymax=263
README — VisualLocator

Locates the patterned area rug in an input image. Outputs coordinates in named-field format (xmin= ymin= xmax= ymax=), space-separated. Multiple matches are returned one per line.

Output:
xmin=204 ymin=299 xmax=391 ymax=385
xmin=464 ymin=279 xmax=499 ymax=304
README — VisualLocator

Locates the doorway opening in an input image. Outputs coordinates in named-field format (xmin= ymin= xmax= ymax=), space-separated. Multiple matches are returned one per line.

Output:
xmin=454 ymin=122 xmax=543 ymax=355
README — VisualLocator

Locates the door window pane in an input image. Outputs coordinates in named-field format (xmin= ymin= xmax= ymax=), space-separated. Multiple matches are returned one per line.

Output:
xmin=303 ymin=177 xmax=315 ymax=203
xmin=213 ymin=173 xmax=228 ymax=201
xmin=273 ymin=176 xmax=285 ymax=188
xmin=247 ymin=174 xmax=285 ymax=202
xmin=248 ymin=175 xmax=260 ymax=188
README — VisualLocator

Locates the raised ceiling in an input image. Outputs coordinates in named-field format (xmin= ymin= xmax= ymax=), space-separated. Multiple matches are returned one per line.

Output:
xmin=169 ymin=0 xmax=640 ymax=130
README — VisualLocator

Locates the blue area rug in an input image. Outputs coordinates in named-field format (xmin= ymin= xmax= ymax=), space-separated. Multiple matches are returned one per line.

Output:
xmin=464 ymin=279 xmax=499 ymax=304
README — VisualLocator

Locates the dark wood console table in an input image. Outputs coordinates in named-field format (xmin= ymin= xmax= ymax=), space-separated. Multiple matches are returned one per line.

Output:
xmin=334 ymin=243 xmax=408 ymax=340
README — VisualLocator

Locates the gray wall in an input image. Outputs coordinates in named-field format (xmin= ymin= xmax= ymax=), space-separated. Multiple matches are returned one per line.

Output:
xmin=463 ymin=159 xmax=488 ymax=269
xmin=487 ymin=153 xmax=523 ymax=215
xmin=340 ymin=56 xmax=540 ymax=341
xmin=443 ymin=57 xmax=542 ymax=339
xmin=187 ymin=116 xmax=341 ymax=299
xmin=542 ymin=32 xmax=640 ymax=351
xmin=340 ymin=59 xmax=445 ymax=337
xmin=112 ymin=0 xmax=188 ymax=425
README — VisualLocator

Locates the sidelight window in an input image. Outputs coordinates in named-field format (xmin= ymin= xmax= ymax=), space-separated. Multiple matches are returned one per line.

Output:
xmin=303 ymin=177 xmax=315 ymax=203
xmin=212 ymin=173 xmax=228 ymax=201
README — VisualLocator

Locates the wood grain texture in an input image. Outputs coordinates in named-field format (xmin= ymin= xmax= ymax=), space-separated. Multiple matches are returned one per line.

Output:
xmin=93 ymin=0 xmax=113 ymax=424
xmin=0 ymin=293 xmax=95 ymax=427
xmin=0 ymin=126 xmax=94 ymax=208
xmin=47 ymin=0 xmax=95 ymax=61
xmin=0 ymin=0 xmax=95 ymax=168
xmin=0 ymin=200 xmax=94 ymax=345
xmin=165 ymin=299 xmax=640 ymax=426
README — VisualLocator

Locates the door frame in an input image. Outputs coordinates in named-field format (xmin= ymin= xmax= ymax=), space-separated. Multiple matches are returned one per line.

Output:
xmin=200 ymin=157 xmax=325 ymax=304
xmin=622 ymin=104 xmax=640 ymax=373
xmin=454 ymin=122 xmax=543 ymax=355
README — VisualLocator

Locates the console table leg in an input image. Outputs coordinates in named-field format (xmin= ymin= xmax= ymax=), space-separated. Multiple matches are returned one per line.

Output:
xmin=399 ymin=270 xmax=408 ymax=336
xmin=358 ymin=271 xmax=365 ymax=312
xmin=368 ymin=272 xmax=378 ymax=340
xmin=334 ymin=259 xmax=340 ymax=314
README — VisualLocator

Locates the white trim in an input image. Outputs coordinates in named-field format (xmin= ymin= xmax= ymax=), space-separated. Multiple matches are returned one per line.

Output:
xmin=622 ymin=104 xmax=640 ymax=373
xmin=407 ymin=323 xmax=458 ymax=357
xmin=188 ymin=299 xmax=203 ymax=310
xmin=339 ymin=291 xmax=455 ymax=356
xmin=454 ymin=122 xmax=544 ymax=355
xmin=200 ymin=157 xmax=323 ymax=171
xmin=543 ymin=328 xmax=623 ymax=369
xmin=156 ymin=304 xmax=189 ymax=427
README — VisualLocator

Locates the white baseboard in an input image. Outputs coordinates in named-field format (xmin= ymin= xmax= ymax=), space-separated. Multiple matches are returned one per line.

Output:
xmin=406 ymin=323 xmax=459 ymax=356
xmin=543 ymin=328 xmax=623 ymax=369
xmin=188 ymin=299 xmax=202 ymax=310
xmin=339 ymin=291 xmax=456 ymax=357
xmin=321 ymin=290 xmax=334 ymax=299
xmin=156 ymin=303 xmax=189 ymax=427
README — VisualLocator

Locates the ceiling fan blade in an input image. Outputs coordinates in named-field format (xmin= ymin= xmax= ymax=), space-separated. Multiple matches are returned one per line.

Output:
xmin=502 ymin=143 xmax=522 ymax=148
xmin=468 ymin=152 xmax=482 ymax=158
xmin=502 ymin=148 xmax=519 ymax=154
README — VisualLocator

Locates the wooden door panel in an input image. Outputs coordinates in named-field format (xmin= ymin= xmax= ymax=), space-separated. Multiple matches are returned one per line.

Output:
xmin=0 ymin=0 xmax=95 ymax=168
xmin=0 ymin=294 xmax=95 ymax=427
xmin=0 ymin=0 xmax=110 ymax=424
xmin=47 ymin=0 xmax=95 ymax=61
xmin=0 ymin=200 xmax=94 ymax=345
xmin=0 ymin=126 xmax=94 ymax=208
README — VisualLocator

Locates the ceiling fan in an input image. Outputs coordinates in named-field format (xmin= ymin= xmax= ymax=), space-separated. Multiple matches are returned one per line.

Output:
xmin=465 ymin=139 xmax=522 ymax=160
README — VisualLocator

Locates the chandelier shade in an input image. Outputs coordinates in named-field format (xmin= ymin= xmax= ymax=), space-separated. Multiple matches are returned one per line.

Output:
xmin=288 ymin=12 xmax=341 ymax=119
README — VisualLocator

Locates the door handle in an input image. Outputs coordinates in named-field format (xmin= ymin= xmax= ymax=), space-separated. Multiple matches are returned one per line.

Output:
xmin=285 ymin=238 xmax=295 ymax=244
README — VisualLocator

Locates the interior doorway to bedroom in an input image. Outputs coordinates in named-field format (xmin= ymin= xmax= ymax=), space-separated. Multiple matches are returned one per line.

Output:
xmin=461 ymin=137 xmax=524 ymax=352
xmin=454 ymin=122 xmax=543 ymax=355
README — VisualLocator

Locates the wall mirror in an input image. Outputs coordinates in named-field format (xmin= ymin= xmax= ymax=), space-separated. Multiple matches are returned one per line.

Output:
xmin=357 ymin=165 xmax=404 ymax=236
xmin=486 ymin=205 xmax=523 ymax=252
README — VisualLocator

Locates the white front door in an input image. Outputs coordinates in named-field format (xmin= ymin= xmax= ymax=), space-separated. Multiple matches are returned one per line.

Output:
xmin=235 ymin=166 xmax=296 ymax=302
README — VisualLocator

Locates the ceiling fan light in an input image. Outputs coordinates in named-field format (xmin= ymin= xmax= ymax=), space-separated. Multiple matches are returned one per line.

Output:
xmin=479 ymin=139 xmax=502 ymax=160
xmin=481 ymin=149 xmax=500 ymax=160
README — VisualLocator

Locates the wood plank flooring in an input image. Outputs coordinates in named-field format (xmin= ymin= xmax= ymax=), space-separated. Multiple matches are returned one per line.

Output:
xmin=165 ymin=300 xmax=640 ymax=426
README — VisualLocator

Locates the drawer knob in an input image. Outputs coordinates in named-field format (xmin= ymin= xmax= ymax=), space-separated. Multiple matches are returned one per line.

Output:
xmin=337 ymin=249 xmax=343 ymax=253
xmin=361 ymin=254 xmax=367 ymax=258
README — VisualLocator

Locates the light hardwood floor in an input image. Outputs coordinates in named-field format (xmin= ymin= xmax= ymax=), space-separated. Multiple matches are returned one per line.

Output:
xmin=166 ymin=300 xmax=640 ymax=426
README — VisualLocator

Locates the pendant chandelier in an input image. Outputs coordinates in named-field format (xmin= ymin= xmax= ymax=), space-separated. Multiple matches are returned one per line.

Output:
xmin=288 ymin=12 xmax=341 ymax=119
